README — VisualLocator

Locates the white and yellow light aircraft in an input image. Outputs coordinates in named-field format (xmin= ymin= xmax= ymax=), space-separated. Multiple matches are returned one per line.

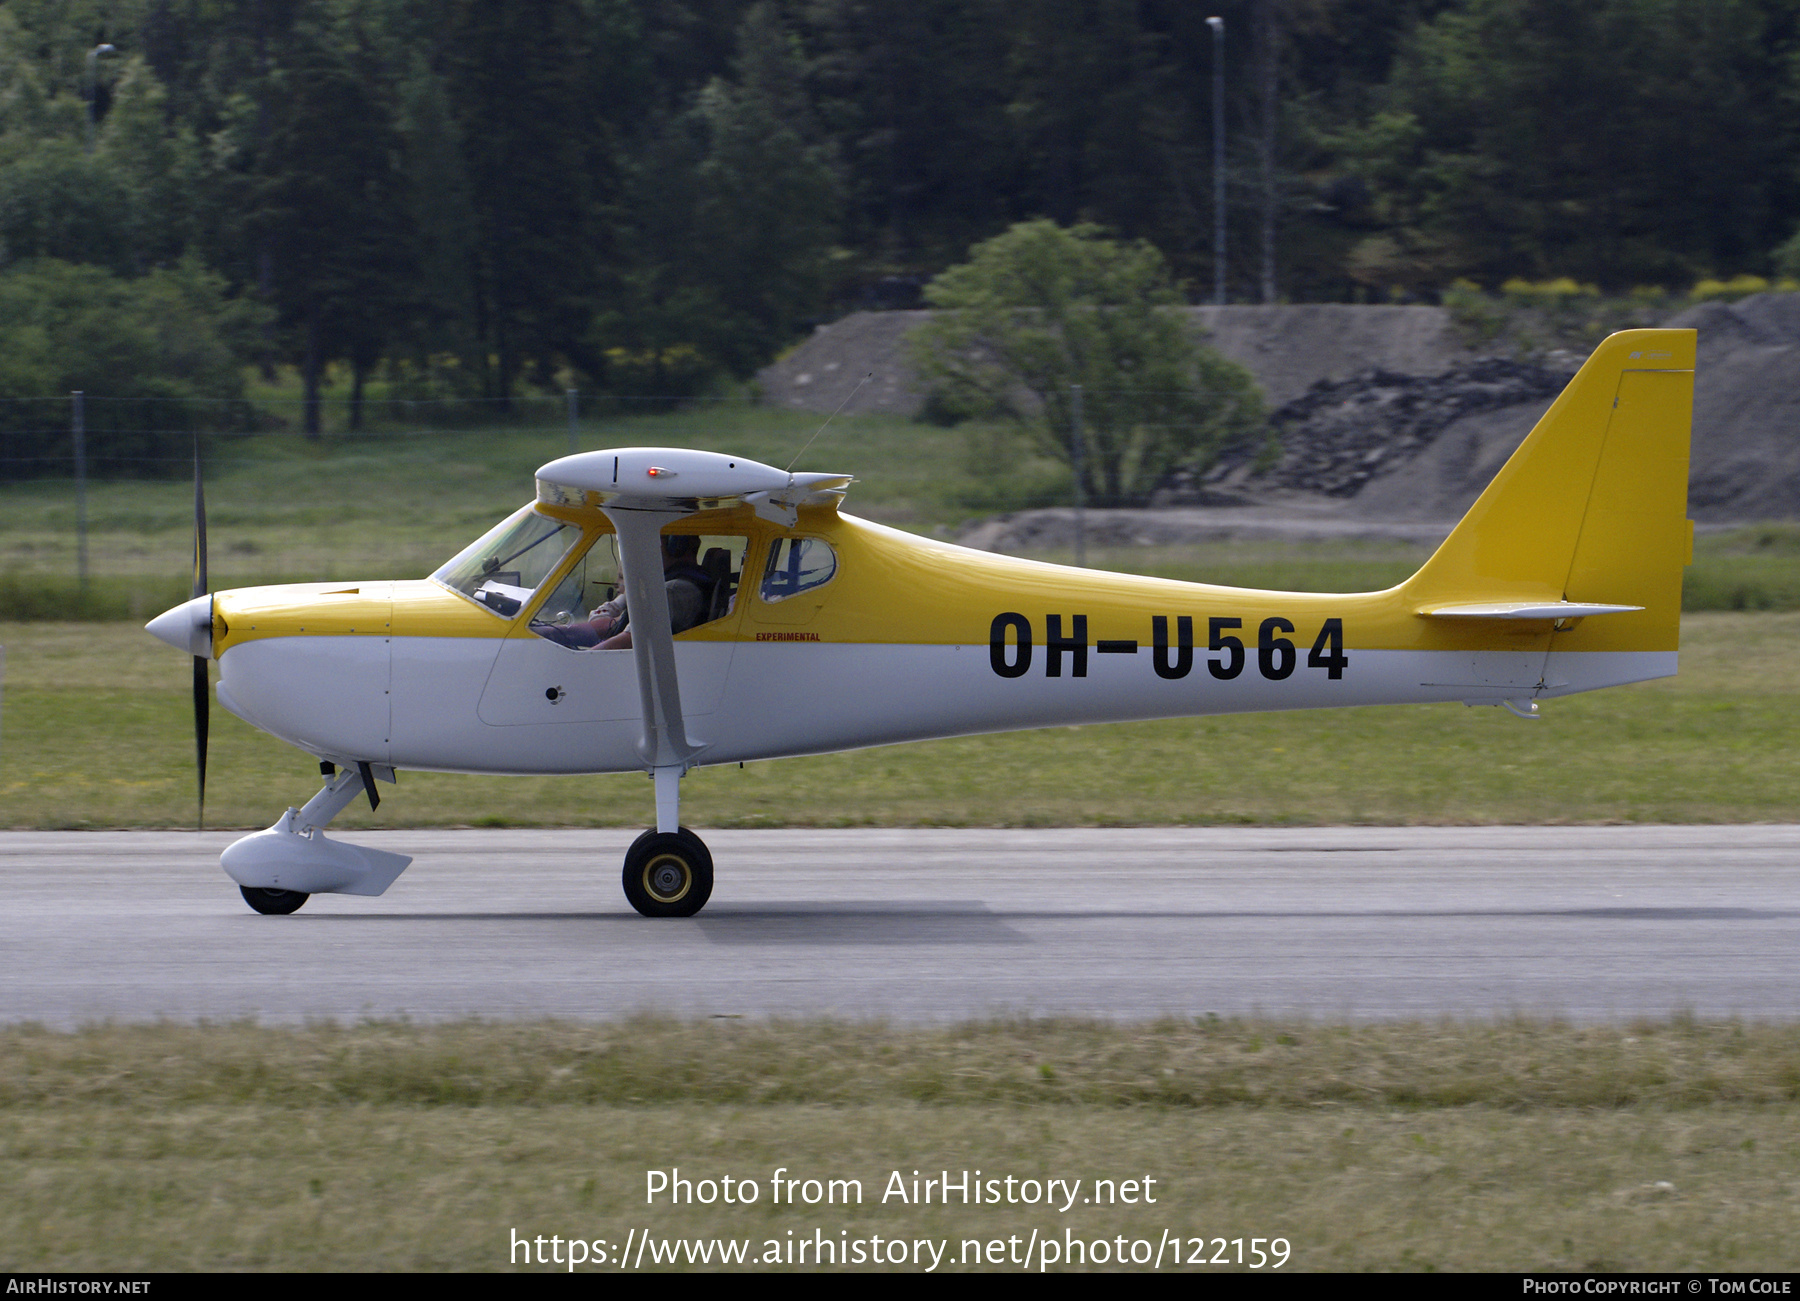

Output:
xmin=147 ymin=328 xmax=1694 ymax=918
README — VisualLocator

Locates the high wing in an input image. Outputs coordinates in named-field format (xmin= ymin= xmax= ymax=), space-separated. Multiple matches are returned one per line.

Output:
xmin=535 ymin=447 xmax=853 ymax=528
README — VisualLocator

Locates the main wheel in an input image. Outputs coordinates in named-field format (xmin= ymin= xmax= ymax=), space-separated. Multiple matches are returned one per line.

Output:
xmin=622 ymin=828 xmax=714 ymax=918
xmin=240 ymin=886 xmax=310 ymax=915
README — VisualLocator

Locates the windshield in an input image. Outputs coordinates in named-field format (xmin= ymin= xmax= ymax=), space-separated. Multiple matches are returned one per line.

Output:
xmin=433 ymin=506 xmax=581 ymax=618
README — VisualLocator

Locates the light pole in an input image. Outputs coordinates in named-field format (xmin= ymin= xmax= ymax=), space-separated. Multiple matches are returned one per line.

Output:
xmin=1207 ymin=16 xmax=1225 ymax=306
xmin=85 ymin=43 xmax=116 ymax=153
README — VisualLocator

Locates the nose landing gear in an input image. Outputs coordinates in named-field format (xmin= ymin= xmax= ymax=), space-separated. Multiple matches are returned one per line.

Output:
xmin=221 ymin=763 xmax=411 ymax=913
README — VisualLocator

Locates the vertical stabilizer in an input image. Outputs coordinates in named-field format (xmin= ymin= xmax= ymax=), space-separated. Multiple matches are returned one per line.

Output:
xmin=1403 ymin=328 xmax=1694 ymax=658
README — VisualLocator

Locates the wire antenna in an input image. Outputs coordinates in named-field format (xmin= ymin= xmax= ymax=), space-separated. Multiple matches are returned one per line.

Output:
xmin=787 ymin=372 xmax=871 ymax=474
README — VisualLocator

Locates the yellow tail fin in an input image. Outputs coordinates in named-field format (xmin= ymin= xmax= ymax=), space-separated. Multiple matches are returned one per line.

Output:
xmin=1402 ymin=328 xmax=1694 ymax=654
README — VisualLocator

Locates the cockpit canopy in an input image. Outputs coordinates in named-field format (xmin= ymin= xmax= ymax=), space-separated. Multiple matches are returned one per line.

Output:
xmin=433 ymin=506 xmax=579 ymax=617
xmin=433 ymin=501 xmax=841 ymax=646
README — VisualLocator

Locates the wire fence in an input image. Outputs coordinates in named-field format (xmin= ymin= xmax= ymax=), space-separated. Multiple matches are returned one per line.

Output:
xmin=0 ymin=389 xmax=737 ymax=607
xmin=1 ymin=382 xmax=1263 ymax=605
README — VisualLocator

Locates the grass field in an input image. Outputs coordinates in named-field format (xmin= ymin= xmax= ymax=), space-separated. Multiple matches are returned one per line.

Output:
xmin=0 ymin=407 xmax=1065 ymax=597
xmin=5 ymin=1018 xmax=1799 ymax=1272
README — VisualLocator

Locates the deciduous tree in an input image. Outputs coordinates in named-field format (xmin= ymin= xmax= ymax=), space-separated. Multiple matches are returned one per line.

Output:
xmin=912 ymin=220 xmax=1263 ymax=506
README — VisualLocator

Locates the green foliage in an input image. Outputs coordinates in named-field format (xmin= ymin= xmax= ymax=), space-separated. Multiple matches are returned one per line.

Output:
xmin=249 ymin=16 xmax=417 ymax=433
xmin=1500 ymin=277 xmax=1600 ymax=303
xmin=689 ymin=6 xmax=842 ymax=375
xmin=0 ymin=258 xmax=264 ymax=480
xmin=1689 ymin=274 xmax=1776 ymax=303
xmin=912 ymin=221 xmax=1263 ymax=506
xmin=1777 ymin=232 xmax=1800 ymax=282
xmin=437 ymin=0 xmax=635 ymax=401
xmin=390 ymin=58 xmax=480 ymax=389
xmin=1343 ymin=0 xmax=1794 ymax=290
xmin=1441 ymin=278 xmax=1506 ymax=343
xmin=0 ymin=139 xmax=138 ymax=273
xmin=597 ymin=3 xmax=839 ymax=389
xmin=1430 ymin=279 xmax=1676 ymax=358
xmin=0 ymin=0 xmax=1794 ymax=398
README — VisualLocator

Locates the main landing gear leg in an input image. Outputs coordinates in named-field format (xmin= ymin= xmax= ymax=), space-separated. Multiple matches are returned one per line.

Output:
xmin=621 ymin=765 xmax=713 ymax=918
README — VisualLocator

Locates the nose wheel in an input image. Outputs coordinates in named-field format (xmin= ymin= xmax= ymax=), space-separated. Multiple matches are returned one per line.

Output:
xmin=622 ymin=828 xmax=713 ymax=917
xmin=240 ymin=886 xmax=310 ymax=915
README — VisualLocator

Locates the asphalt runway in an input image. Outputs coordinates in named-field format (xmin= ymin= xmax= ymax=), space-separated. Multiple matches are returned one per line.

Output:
xmin=3 ymin=826 xmax=1797 ymax=1027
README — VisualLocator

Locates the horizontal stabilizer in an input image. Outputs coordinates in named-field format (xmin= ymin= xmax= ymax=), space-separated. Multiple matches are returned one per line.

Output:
xmin=1419 ymin=601 xmax=1643 ymax=620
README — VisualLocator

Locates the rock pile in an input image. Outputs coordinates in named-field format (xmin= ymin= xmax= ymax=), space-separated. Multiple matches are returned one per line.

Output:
xmin=1211 ymin=359 xmax=1574 ymax=499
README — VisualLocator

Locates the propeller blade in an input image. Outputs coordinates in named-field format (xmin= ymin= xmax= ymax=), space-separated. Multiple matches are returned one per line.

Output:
xmin=192 ymin=434 xmax=208 ymax=830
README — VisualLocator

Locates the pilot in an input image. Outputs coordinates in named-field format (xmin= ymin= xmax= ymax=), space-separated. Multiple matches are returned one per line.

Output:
xmin=589 ymin=532 xmax=715 ymax=650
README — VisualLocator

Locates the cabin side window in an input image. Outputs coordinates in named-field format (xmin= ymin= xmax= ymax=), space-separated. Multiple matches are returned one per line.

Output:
xmin=531 ymin=532 xmax=622 ymax=629
xmin=760 ymin=537 xmax=837 ymax=602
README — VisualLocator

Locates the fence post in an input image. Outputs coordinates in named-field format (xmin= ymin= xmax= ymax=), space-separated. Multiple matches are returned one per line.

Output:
xmin=72 ymin=390 xmax=88 ymax=596
xmin=566 ymin=388 xmax=578 ymax=456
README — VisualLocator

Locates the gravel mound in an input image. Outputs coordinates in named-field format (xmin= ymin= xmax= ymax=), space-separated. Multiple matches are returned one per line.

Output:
xmin=1189 ymin=303 xmax=1478 ymax=407
xmin=766 ymin=297 xmax=1800 ymax=529
xmin=758 ymin=304 xmax=1478 ymax=417
xmin=1319 ymin=296 xmax=1800 ymax=523
xmin=1167 ymin=296 xmax=1800 ymax=524
xmin=758 ymin=310 xmax=930 ymax=416
xmin=1665 ymin=295 xmax=1800 ymax=520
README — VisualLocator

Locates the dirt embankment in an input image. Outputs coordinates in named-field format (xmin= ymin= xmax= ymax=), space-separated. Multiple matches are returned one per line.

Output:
xmin=757 ymin=311 xmax=933 ymax=417
xmin=759 ymin=297 xmax=1800 ymax=531
xmin=1664 ymin=294 xmax=1800 ymax=520
xmin=758 ymin=304 xmax=1481 ymax=414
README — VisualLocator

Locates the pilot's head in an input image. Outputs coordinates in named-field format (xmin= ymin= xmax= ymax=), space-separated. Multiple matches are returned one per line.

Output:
xmin=661 ymin=533 xmax=700 ymax=567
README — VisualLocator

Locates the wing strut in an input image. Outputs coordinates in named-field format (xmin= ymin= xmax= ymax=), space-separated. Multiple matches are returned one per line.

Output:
xmin=602 ymin=505 xmax=704 ymax=832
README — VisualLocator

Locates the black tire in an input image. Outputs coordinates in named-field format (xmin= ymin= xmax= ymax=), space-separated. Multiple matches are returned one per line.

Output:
xmin=622 ymin=828 xmax=714 ymax=918
xmin=240 ymin=886 xmax=310 ymax=915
